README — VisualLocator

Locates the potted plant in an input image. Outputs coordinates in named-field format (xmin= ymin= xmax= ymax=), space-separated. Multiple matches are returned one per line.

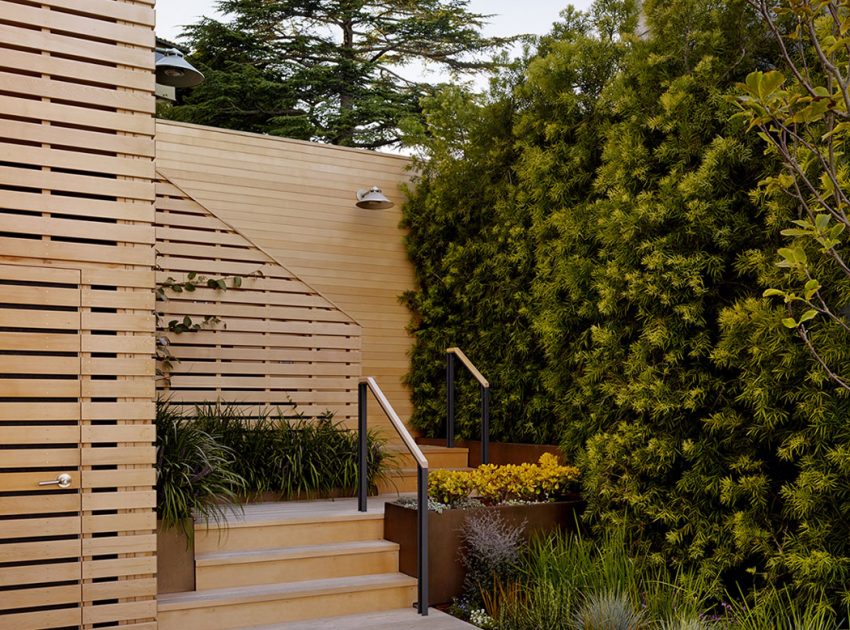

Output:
xmin=155 ymin=401 xmax=246 ymax=594
xmin=384 ymin=454 xmax=583 ymax=604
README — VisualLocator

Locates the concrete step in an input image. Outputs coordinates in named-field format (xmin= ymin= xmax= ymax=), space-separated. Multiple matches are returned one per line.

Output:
xmin=195 ymin=540 xmax=400 ymax=590
xmin=378 ymin=467 xmax=472 ymax=494
xmin=387 ymin=445 xmax=469 ymax=469
xmin=157 ymin=573 xmax=418 ymax=630
xmin=245 ymin=607 xmax=477 ymax=629
xmin=194 ymin=502 xmax=385 ymax=554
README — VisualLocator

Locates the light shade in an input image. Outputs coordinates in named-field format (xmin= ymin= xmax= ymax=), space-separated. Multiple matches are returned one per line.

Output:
xmin=356 ymin=186 xmax=394 ymax=210
xmin=155 ymin=49 xmax=204 ymax=88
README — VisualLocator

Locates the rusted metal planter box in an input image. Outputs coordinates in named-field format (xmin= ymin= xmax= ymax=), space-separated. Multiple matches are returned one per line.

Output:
xmin=384 ymin=498 xmax=583 ymax=605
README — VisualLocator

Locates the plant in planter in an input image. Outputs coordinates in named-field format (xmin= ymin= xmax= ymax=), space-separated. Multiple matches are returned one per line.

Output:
xmin=430 ymin=453 xmax=581 ymax=508
xmin=156 ymin=401 xmax=247 ymax=536
xmin=385 ymin=455 xmax=583 ymax=604
xmin=193 ymin=403 xmax=390 ymax=500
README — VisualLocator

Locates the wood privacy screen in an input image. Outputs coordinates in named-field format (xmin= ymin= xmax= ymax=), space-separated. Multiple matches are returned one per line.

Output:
xmin=155 ymin=176 xmax=362 ymax=422
xmin=0 ymin=1 xmax=157 ymax=629
xmin=155 ymin=121 xmax=416 ymax=436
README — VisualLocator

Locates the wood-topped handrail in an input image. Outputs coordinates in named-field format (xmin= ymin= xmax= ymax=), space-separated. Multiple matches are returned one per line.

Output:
xmin=360 ymin=376 xmax=428 ymax=469
xmin=447 ymin=347 xmax=489 ymax=388
xmin=446 ymin=347 xmax=491 ymax=463
xmin=357 ymin=376 xmax=429 ymax=616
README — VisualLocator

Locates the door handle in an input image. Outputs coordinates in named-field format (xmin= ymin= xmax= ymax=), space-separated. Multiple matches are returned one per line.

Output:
xmin=38 ymin=473 xmax=72 ymax=488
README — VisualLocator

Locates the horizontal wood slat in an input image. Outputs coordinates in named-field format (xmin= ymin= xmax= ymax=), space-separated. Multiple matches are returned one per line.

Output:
xmin=156 ymin=120 xmax=416 ymax=433
xmin=156 ymin=175 xmax=361 ymax=423
xmin=0 ymin=1 xmax=156 ymax=626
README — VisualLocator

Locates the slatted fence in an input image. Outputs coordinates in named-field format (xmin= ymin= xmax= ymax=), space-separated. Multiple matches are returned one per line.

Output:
xmin=0 ymin=1 xmax=156 ymax=628
xmin=155 ymin=176 xmax=361 ymax=423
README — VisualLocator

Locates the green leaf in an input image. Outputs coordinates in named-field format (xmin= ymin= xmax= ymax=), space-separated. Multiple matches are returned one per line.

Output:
xmin=798 ymin=309 xmax=818 ymax=324
xmin=763 ymin=288 xmax=785 ymax=298
xmin=781 ymin=317 xmax=798 ymax=328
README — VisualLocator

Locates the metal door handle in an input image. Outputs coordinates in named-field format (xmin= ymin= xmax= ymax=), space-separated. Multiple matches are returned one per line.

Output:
xmin=38 ymin=473 xmax=72 ymax=488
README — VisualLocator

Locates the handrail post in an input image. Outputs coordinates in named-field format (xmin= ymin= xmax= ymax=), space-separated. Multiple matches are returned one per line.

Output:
xmin=358 ymin=381 xmax=368 ymax=512
xmin=481 ymin=385 xmax=490 ymax=465
xmin=446 ymin=352 xmax=455 ymax=448
xmin=417 ymin=465 xmax=429 ymax=615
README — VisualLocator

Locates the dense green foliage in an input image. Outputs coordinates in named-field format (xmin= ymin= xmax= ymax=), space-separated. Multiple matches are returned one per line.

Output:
xmin=403 ymin=0 xmax=850 ymax=609
xmin=156 ymin=401 xmax=389 ymax=534
xmin=156 ymin=401 xmax=246 ymax=534
xmin=193 ymin=403 xmax=389 ymax=498
xmin=160 ymin=0 xmax=510 ymax=148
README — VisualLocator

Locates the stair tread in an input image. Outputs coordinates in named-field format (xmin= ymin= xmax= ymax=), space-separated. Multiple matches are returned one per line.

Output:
xmin=388 ymin=444 xmax=468 ymax=454
xmin=195 ymin=496 xmax=398 ymax=531
xmin=196 ymin=540 xmax=399 ymax=566
xmin=242 ymin=607 xmax=477 ymax=629
xmin=158 ymin=573 xmax=418 ymax=611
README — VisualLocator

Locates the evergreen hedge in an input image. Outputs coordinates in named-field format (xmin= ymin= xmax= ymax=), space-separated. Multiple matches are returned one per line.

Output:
xmin=402 ymin=0 xmax=850 ymax=607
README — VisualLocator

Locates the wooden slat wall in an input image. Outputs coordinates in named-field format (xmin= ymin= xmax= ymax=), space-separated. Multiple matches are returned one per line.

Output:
xmin=0 ymin=1 xmax=156 ymax=628
xmin=155 ymin=121 xmax=416 ymax=436
xmin=155 ymin=176 xmax=361 ymax=422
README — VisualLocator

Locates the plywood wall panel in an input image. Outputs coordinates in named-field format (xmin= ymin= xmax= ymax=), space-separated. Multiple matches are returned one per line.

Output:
xmin=156 ymin=121 xmax=417 ymax=432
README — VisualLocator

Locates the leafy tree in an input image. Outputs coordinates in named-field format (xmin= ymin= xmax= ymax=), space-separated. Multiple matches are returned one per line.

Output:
xmin=160 ymin=0 xmax=511 ymax=148
xmin=729 ymin=0 xmax=850 ymax=603
xmin=736 ymin=1 xmax=850 ymax=392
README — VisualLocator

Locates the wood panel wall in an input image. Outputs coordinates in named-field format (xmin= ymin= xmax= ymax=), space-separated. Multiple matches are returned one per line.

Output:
xmin=155 ymin=121 xmax=416 ymax=436
xmin=155 ymin=175 xmax=361 ymax=422
xmin=0 ymin=1 xmax=157 ymax=628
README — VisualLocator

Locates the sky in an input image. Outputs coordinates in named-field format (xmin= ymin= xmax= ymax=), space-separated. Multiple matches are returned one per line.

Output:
xmin=156 ymin=1 xmax=595 ymax=45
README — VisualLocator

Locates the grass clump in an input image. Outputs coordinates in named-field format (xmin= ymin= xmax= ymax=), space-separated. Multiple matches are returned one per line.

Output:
xmin=155 ymin=401 xmax=246 ymax=535
xmin=193 ymin=403 xmax=389 ymax=499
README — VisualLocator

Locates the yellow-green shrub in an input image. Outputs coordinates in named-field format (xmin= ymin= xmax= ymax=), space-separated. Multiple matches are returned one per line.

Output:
xmin=428 ymin=468 xmax=476 ymax=504
xmin=428 ymin=454 xmax=580 ymax=507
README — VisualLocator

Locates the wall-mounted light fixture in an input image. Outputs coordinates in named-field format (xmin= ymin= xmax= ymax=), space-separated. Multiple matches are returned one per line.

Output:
xmin=155 ymin=48 xmax=205 ymax=88
xmin=355 ymin=186 xmax=394 ymax=210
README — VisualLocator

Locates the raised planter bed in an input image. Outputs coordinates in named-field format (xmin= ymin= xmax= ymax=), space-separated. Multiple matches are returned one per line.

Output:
xmin=157 ymin=520 xmax=195 ymax=594
xmin=416 ymin=437 xmax=561 ymax=468
xmin=384 ymin=498 xmax=583 ymax=605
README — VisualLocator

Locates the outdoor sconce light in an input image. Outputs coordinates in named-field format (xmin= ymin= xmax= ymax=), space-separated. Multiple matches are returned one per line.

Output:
xmin=355 ymin=186 xmax=394 ymax=210
xmin=155 ymin=48 xmax=205 ymax=88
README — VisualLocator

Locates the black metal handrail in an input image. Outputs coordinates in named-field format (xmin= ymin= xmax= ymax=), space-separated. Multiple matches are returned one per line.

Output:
xmin=358 ymin=376 xmax=429 ymax=616
xmin=446 ymin=347 xmax=490 ymax=464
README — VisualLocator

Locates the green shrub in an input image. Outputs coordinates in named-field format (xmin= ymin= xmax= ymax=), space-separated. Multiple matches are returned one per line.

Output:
xmin=155 ymin=401 xmax=246 ymax=535
xmin=192 ymin=402 xmax=389 ymax=499
xmin=402 ymin=0 xmax=850 ymax=610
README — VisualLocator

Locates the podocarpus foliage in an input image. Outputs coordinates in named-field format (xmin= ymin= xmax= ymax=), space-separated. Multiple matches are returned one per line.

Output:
xmin=403 ymin=0 xmax=850 ymax=610
xmin=161 ymin=0 xmax=512 ymax=149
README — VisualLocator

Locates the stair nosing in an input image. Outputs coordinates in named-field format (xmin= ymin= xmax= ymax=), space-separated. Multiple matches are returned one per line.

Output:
xmin=157 ymin=573 xmax=418 ymax=611
xmin=195 ymin=510 xmax=385 ymax=531
xmin=195 ymin=540 xmax=400 ymax=566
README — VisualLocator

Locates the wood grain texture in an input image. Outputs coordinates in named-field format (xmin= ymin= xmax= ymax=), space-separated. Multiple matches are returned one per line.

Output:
xmin=155 ymin=175 xmax=361 ymax=424
xmin=156 ymin=121 xmax=417 ymax=435
xmin=0 ymin=2 xmax=156 ymax=627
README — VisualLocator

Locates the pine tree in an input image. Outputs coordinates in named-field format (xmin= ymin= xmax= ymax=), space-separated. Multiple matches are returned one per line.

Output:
xmin=160 ymin=0 xmax=511 ymax=148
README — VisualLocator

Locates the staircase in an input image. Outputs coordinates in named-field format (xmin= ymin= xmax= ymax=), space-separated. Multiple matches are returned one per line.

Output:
xmin=378 ymin=444 xmax=470 ymax=493
xmin=157 ymin=445 xmax=469 ymax=629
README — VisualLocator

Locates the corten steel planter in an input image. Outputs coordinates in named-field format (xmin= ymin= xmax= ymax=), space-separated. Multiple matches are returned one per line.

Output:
xmin=416 ymin=437 xmax=562 ymax=468
xmin=156 ymin=520 xmax=195 ymax=594
xmin=384 ymin=498 xmax=583 ymax=605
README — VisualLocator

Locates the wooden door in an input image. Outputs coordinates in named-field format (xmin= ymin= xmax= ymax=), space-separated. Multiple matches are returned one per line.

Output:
xmin=0 ymin=263 xmax=82 ymax=629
